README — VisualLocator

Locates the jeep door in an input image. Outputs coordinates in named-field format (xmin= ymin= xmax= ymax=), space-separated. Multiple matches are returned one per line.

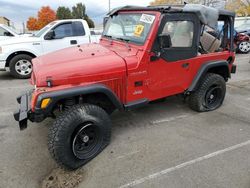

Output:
xmin=42 ymin=21 xmax=89 ymax=54
xmin=147 ymin=13 xmax=200 ymax=99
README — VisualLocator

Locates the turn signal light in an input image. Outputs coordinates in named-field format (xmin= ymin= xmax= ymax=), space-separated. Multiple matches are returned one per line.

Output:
xmin=41 ymin=98 xmax=51 ymax=109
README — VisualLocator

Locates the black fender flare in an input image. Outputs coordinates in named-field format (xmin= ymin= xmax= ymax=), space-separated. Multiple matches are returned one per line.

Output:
xmin=187 ymin=60 xmax=230 ymax=92
xmin=35 ymin=84 xmax=123 ymax=114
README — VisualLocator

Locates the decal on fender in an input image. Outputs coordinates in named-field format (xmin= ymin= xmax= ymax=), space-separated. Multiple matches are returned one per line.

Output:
xmin=133 ymin=90 xmax=143 ymax=95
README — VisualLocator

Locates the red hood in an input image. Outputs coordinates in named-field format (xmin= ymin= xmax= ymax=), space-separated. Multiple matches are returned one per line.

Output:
xmin=32 ymin=43 xmax=136 ymax=87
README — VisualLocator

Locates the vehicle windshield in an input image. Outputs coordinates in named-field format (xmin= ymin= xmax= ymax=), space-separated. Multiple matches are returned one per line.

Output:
xmin=103 ymin=13 xmax=156 ymax=45
xmin=33 ymin=21 xmax=56 ymax=37
xmin=3 ymin=25 xmax=19 ymax=35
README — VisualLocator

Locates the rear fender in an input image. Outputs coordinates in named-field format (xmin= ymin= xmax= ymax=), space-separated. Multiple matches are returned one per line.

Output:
xmin=187 ymin=61 xmax=230 ymax=92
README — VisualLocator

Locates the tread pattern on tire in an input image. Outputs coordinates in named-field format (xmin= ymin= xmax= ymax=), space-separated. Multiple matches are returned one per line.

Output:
xmin=188 ymin=73 xmax=226 ymax=112
xmin=48 ymin=104 xmax=111 ymax=170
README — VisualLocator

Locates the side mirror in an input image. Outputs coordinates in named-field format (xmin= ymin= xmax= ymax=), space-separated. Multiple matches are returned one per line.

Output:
xmin=158 ymin=34 xmax=172 ymax=49
xmin=44 ymin=30 xmax=55 ymax=40
xmin=103 ymin=17 xmax=109 ymax=28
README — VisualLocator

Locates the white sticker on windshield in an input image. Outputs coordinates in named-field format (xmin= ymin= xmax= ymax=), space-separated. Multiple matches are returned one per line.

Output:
xmin=140 ymin=14 xmax=155 ymax=24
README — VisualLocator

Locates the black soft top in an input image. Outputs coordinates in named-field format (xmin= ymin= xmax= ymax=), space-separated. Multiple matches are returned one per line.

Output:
xmin=108 ymin=4 xmax=235 ymax=17
xmin=108 ymin=4 xmax=235 ymax=29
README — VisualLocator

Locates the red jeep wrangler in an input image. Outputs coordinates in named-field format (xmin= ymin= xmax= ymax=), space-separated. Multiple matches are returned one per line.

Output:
xmin=14 ymin=4 xmax=236 ymax=169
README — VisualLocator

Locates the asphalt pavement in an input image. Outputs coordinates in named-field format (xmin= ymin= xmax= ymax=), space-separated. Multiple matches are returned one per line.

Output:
xmin=0 ymin=54 xmax=249 ymax=188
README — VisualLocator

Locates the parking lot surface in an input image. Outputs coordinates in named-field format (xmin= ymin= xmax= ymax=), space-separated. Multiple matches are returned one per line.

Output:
xmin=0 ymin=54 xmax=249 ymax=188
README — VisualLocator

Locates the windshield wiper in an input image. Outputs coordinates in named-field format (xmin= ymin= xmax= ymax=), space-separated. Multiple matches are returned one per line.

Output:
xmin=103 ymin=34 xmax=113 ymax=44
xmin=103 ymin=34 xmax=113 ymax=39
xmin=116 ymin=37 xmax=131 ymax=51
xmin=116 ymin=37 xmax=129 ymax=42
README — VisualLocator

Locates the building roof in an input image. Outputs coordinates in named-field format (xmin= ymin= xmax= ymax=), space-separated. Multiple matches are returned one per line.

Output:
xmin=0 ymin=16 xmax=10 ymax=21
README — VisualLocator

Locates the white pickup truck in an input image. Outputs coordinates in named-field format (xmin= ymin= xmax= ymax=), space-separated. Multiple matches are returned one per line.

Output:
xmin=0 ymin=19 xmax=101 ymax=78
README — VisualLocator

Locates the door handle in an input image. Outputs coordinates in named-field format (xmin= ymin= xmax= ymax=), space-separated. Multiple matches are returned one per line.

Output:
xmin=70 ymin=40 xmax=77 ymax=45
xmin=182 ymin=63 xmax=189 ymax=68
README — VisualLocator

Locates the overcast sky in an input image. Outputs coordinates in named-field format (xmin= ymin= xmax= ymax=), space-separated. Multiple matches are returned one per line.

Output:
xmin=0 ymin=0 xmax=153 ymax=31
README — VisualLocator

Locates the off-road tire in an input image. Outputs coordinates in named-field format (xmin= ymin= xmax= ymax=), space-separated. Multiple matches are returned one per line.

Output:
xmin=9 ymin=54 xmax=33 ymax=79
xmin=188 ymin=73 xmax=226 ymax=112
xmin=48 ymin=104 xmax=111 ymax=170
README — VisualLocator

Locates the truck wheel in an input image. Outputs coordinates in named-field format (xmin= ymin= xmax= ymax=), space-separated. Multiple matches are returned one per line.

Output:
xmin=238 ymin=41 xmax=250 ymax=53
xmin=48 ymin=104 xmax=111 ymax=170
xmin=188 ymin=73 xmax=226 ymax=112
xmin=9 ymin=54 xmax=33 ymax=79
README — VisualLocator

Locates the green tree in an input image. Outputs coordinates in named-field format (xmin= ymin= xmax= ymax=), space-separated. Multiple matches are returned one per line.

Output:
xmin=72 ymin=3 xmax=95 ymax=28
xmin=56 ymin=6 xmax=72 ymax=19
xmin=84 ymin=15 xmax=95 ymax=28
xmin=72 ymin=3 xmax=86 ymax=19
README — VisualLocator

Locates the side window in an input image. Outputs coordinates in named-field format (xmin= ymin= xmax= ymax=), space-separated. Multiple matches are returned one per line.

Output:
xmin=0 ymin=27 xmax=6 ymax=36
xmin=72 ymin=21 xmax=85 ymax=36
xmin=0 ymin=27 xmax=13 ymax=36
xmin=53 ymin=23 xmax=73 ymax=38
xmin=162 ymin=21 xmax=194 ymax=47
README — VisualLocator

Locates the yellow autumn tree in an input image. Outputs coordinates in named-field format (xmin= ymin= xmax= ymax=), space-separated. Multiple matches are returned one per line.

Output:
xmin=149 ymin=0 xmax=221 ymax=6
xmin=226 ymin=0 xmax=250 ymax=16
xmin=26 ymin=6 xmax=56 ymax=31
xmin=27 ymin=17 xmax=39 ymax=31
xmin=150 ymin=0 xmax=183 ymax=5
xmin=149 ymin=0 xmax=250 ymax=16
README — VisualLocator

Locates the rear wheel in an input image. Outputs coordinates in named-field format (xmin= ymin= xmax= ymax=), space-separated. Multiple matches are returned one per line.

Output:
xmin=238 ymin=41 xmax=250 ymax=53
xmin=188 ymin=73 xmax=226 ymax=112
xmin=48 ymin=104 xmax=111 ymax=170
xmin=9 ymin=54 xmax=33 ymax=79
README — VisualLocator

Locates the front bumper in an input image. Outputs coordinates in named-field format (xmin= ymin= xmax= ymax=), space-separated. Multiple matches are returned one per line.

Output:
xmin=13 ymin=91 xmax=32 ymax=130
xmin=231 ymin=64 xmax=237 ymax=74
xmin=14 ymin=90 xmax=50 ymax=130
xmin=0 ymin=60 xmax=6 ymax=71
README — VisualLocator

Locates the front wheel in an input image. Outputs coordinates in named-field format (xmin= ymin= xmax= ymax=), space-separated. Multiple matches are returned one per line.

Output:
xmin=9 ymin=54 xmax=33 ymax=79
xmin=48 ymin=104 xmax=111 ymax=170
xmin=188 ymin=73 xmax=226 ymax=112
xmin=238 ymin=41 xmax=250 ymax=53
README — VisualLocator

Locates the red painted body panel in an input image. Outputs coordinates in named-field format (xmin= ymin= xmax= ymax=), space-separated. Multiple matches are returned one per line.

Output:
xmin=32 ymin=43 xmax=127 ymax=87
xmin=32 ymin=43 xmax=128 ymax=108
xmin=30 ymin=10 xmax=235 ymax=111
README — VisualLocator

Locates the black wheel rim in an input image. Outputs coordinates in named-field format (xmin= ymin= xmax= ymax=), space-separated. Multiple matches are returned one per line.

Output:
xmin=72 ymin=123 xmax=101 ymax=160
xmin=204 ymin=85 xmax=223 ymax=110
